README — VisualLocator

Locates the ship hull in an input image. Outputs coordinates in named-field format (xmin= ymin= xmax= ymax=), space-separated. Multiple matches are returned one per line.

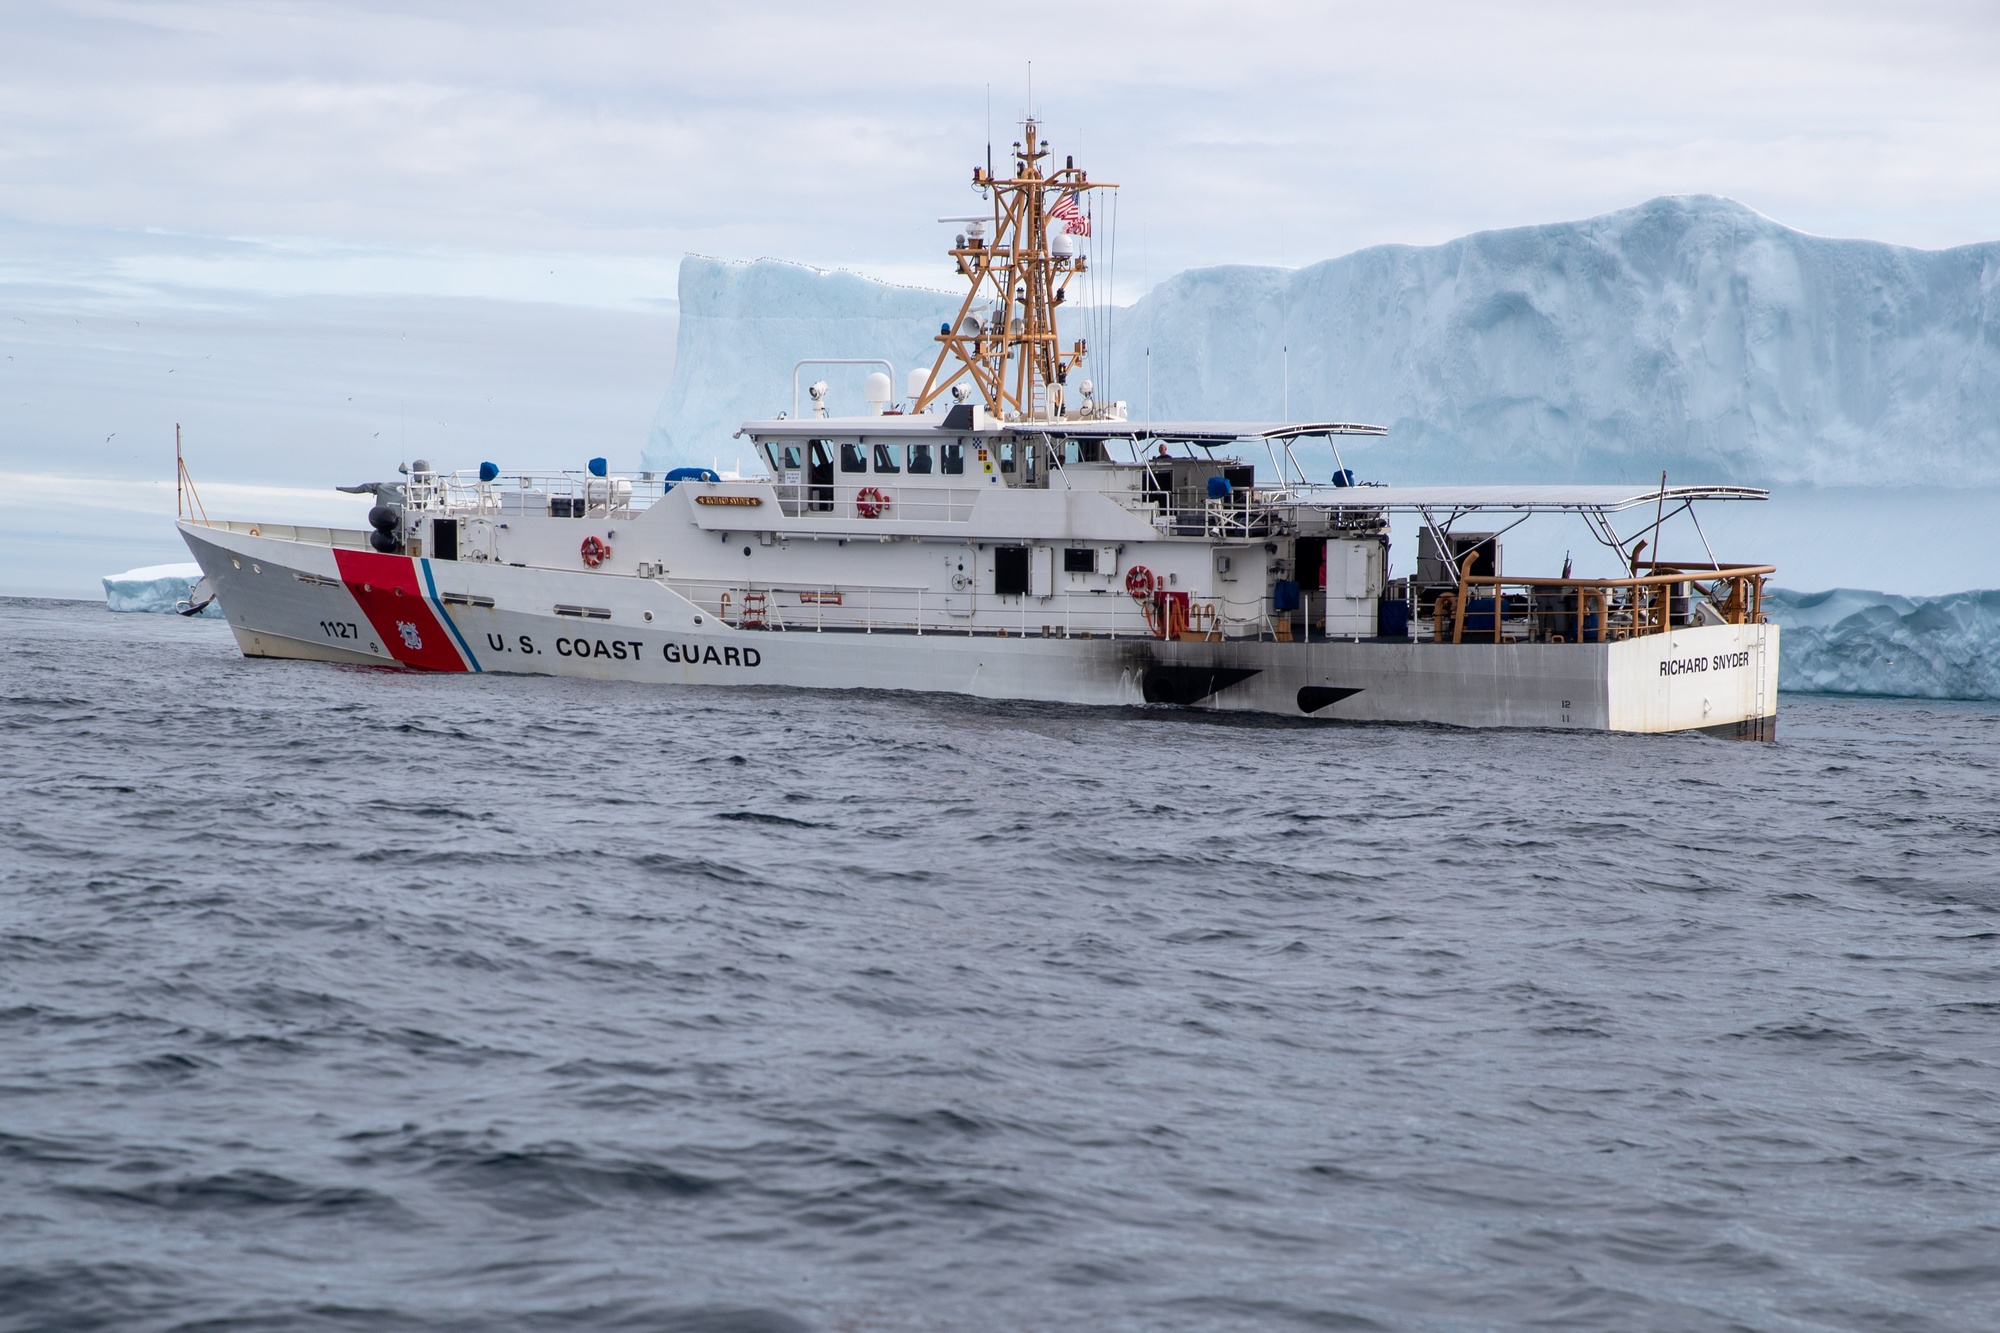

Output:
xmin=181 ymin=523 xmax=1778 ymax=738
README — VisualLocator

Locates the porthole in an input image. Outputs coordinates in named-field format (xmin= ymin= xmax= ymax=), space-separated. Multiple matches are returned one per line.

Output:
xmin=643 ymin=611 xmax=654 ymax=622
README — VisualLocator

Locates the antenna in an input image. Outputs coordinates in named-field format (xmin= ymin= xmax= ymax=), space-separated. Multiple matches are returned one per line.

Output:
xmin=174 ymin=422 xmax=209 ymax=525
xmin=913 ymin=122 xmax=1113 ymax=420
xmin=1027 ymin=60 xmax=1032 ymax=120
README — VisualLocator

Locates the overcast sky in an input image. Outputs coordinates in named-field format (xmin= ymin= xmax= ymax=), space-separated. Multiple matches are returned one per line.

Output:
xmin=5 ymin=0 xmax=1999 ymax=308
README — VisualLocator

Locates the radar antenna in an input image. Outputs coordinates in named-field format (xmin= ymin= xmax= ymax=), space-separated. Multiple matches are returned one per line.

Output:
xmin=914 ymin=120 xmax=1115 ymax=422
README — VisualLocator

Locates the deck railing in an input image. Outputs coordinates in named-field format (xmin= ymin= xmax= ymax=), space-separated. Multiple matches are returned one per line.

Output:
xmin=769 ymin=483 xmax=984 ymax=522
xmin=1432 ymin=557 xmax=1774 ymax=645
xmin=662 ymin=577 xmax=1283 ymax=641
xmin=184 ymin=518 xmax=375 ymax=549
xmin=413 ymin=470 xmax=673 ymax=519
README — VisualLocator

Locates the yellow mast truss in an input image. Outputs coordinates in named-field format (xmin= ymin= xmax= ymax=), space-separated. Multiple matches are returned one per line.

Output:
xmin=913 ymin=119 xmax=1115 ymax=421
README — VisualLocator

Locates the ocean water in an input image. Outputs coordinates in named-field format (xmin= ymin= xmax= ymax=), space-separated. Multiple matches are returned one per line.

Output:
xmin=3 ymin=597 xmax=1997 ymax=1333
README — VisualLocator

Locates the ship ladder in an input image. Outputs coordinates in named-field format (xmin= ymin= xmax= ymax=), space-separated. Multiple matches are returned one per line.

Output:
xmin=1754 ymin=623 xmax=1771 ymax=730
xmin=741 ymin=591 xmax=768 ymax=630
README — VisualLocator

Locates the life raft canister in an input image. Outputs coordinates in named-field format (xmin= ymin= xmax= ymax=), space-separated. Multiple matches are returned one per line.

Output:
xmin=855 ymin=486 xmax=890 ymax=519
xmin=1125 ymin=564 xmax=1157 ymax=599
xmin=580 ymin=535 xmax=612 ymax=567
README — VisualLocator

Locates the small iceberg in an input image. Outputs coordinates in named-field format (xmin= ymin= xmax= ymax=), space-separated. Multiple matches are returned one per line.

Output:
xmin=1766 ymin=588 xmax=2000 ymax=701
xmin=102 ymin=563 xmax=219 ymax=616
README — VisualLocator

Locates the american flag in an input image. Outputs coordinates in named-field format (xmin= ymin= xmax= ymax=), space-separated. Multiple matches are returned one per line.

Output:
xmin=1049 ymin=191 xmax=1090 ymax=237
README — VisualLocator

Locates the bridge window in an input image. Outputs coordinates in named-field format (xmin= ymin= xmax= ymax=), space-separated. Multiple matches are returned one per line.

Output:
xmin=941 ymin=442 xmax=965 ymax=476
xmin=872 ymin=443 xmax=900 ymax=473
xmin=840 ymin=442 xmax=866 ymax=473
xmin=907 ymin=443 xmax=933 ymax=474
xmin=807 ymin=441 xmax=833 ymax=512
xmin=780 ymin=445 xmax=803 ymax=469
xmin=1063 ymin=547 xmax=1096 ymax=573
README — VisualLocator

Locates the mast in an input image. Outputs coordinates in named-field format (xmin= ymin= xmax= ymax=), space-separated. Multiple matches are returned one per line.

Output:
xmin=914 ymin=120 xmax=1115 ymax=421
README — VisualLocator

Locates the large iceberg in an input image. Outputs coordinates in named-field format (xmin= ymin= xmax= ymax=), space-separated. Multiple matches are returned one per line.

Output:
xmin=1766 ymin=588 xmax=2000 ymax=701
xmin=647 ymin=196 xmax=2000 ymax=488
xmin=102 ymin=563 xmax=217 ymax=616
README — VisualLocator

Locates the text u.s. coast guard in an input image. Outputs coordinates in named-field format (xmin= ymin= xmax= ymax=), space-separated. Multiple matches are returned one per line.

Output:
xmin=480 ymin=633 xmax=762 ymax=667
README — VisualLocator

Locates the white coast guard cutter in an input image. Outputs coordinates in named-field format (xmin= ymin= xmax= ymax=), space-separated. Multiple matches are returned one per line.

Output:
xmin=178 ymin=122 xmax=1779 ymax=738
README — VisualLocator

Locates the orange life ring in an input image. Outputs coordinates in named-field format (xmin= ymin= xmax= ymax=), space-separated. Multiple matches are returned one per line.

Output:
xmin=1125 ymin=564 xmax=1156 ymax=599
xmin=580 ymin=535 xmax=611 ymax=567
xmin=855 ymin=486 xmax=890 ymax=519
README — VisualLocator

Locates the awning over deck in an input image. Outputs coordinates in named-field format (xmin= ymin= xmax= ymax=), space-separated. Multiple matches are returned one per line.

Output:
xmin=737 ymin=416 xmax=1390 ymax=442
xmin=1019 ymin=420 xmax=1390 ymax=442
xmin=1307 ymin=484 xmax=1767 ymax=514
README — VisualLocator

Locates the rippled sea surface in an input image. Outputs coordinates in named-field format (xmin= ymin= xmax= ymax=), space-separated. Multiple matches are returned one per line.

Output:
xmin=4 ymin=596 xmax=1998 ymax=1333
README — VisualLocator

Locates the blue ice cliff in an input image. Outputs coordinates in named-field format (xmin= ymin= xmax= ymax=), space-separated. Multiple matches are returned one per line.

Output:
xmin=1767 ymin=589 xmax=2000 ymax=700
xmin=647 ymin=195 xmax=2000 ymax=489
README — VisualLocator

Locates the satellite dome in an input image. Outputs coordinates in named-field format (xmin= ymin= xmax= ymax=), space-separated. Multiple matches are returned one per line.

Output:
xmin=863 ymin=372 xmax=892 ymax=411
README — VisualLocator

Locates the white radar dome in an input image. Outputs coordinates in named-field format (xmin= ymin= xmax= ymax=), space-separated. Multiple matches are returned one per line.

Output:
xmin=907 ymin=368 xmax=929 ymax=404
xmin=864 ymin=371 xmax=893 ymax=413
xmin=1050 ymin=231 xmax=1076 ymax=259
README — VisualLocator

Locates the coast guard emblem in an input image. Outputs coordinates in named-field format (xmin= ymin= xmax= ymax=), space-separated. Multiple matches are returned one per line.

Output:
xmin=397 ymin=621 xmax=423 ymax=651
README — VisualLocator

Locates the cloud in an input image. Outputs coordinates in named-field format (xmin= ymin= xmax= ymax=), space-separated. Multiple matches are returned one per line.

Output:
xmin=1 ymin=0 xmax=1996 ymax=307
xmin=0 ymin=469 xmax=370 ymax=521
